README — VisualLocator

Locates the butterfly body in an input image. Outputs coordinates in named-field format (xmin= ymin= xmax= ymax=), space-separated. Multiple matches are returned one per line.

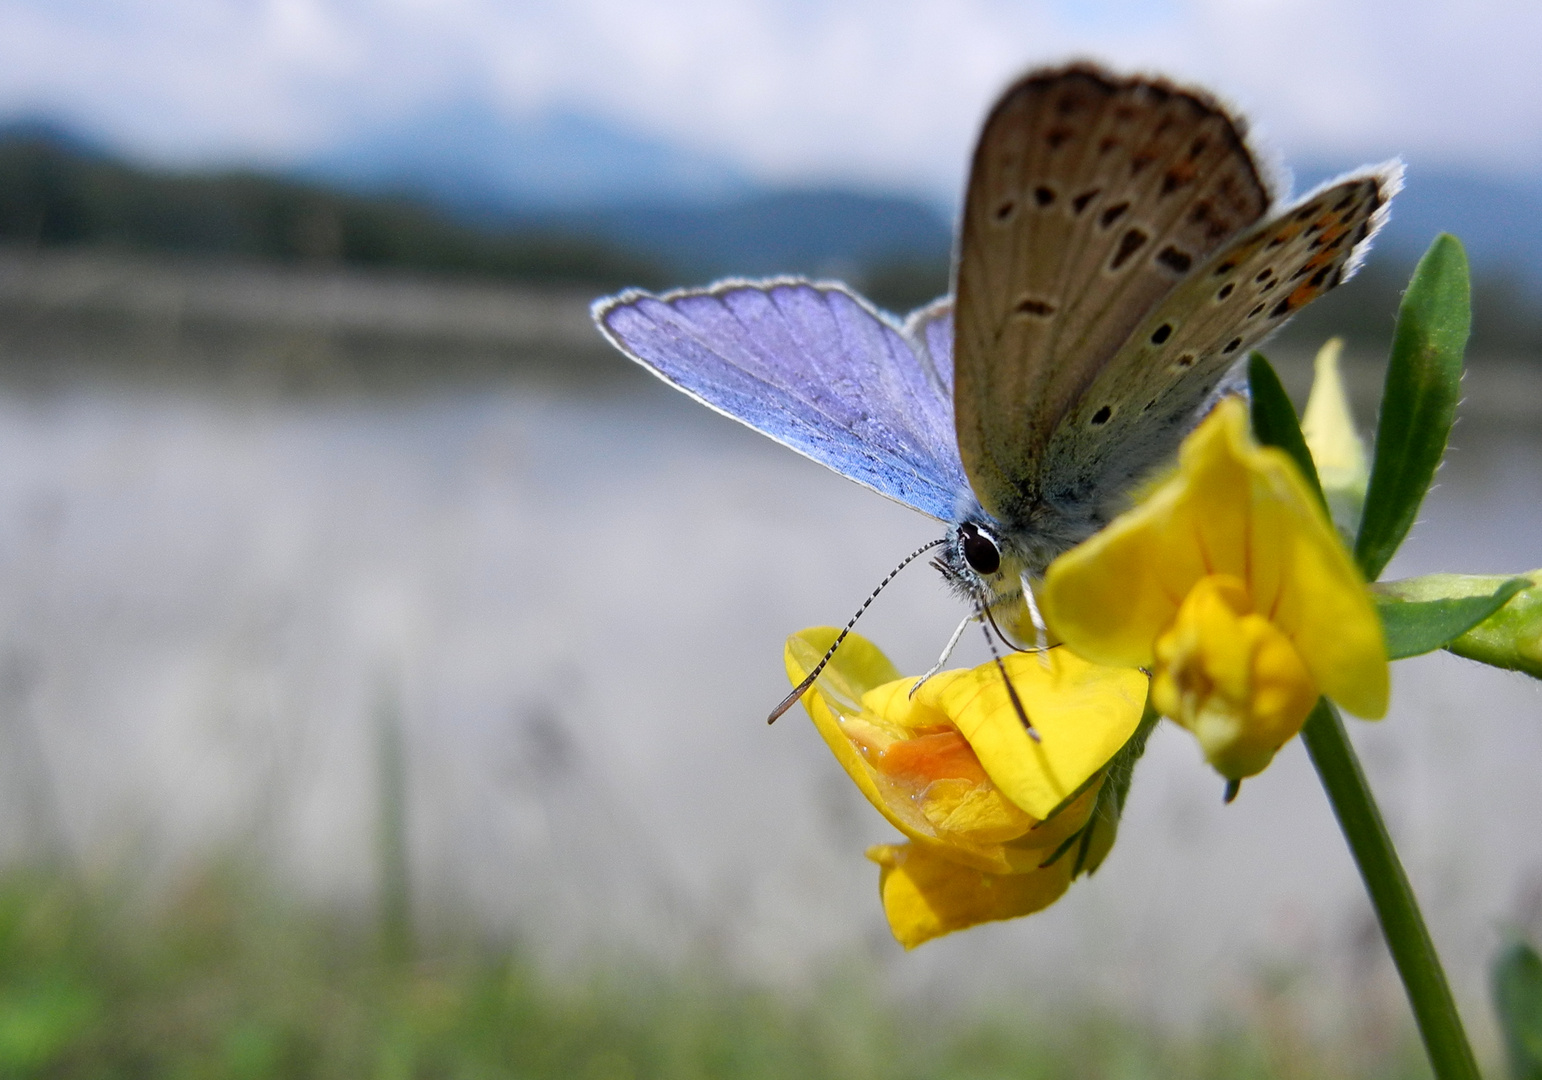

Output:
xmin=594 ymin=63 xmax=1401 ymax=639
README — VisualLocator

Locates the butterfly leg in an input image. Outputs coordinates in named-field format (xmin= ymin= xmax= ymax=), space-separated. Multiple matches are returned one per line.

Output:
xmin=1020 ymin=571 xmax=1051 ymax=665
xmin=908 ymin=614 xmax=974 ymax=699
xmin=980 ymin=606 xmax=1039 ymax=741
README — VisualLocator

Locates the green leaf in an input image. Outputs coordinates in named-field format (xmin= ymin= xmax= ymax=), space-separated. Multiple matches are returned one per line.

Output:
xmin=1071 ymin=697 xmax=1159 ymax=878
xmin=1247 ymin=352 xmax=1326 ymax=508
xmin=1375 ymin=579 xmax=1528 ymax=659
xmin=1492 ymin=938 xmax=1542 ymax=1080
xmin=1355 ymin=234 xmax=1470 ymax=581
xmin=1377 ymin=572 xmax=1542 ymax=678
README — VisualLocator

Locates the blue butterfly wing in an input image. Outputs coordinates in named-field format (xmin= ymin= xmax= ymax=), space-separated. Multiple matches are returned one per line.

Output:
xmin=594 ymin=279 xmax=968 ymax=521
xmin=904 ymin=296 xmax=955 ymax=398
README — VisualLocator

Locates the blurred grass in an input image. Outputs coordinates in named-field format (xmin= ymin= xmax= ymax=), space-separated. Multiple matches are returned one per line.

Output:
xmin=0 ymin=863 xmax=1434 ymax=1080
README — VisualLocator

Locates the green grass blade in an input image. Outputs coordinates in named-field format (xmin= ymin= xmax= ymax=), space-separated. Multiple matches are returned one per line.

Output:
xmin=1355 ymin=234 xmax=1470 ymax=581
xmin=1247 ymin=352 xmax=1326 ymax=509
xmin=1493 ymin=938 xmax=1542 ymax=1080
xmin=1375 ymin=578 xmax=1528 ymax=659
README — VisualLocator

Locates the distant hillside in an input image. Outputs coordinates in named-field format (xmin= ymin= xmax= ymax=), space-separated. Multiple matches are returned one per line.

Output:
xmin=2 ymin=124 xmax=1540 ymax=354
xmin=0 ymin=125 xmax=664 ymax=288
xmin=0 ymin=124 xmax=958 ymax=309
xmin=299 ymin=101 xmax=752 ymax=211
xmin=518 ymin=188 xmax=953 ymax=292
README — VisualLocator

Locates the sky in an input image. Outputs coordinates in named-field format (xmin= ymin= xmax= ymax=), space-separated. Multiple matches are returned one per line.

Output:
xmin=1 ymin=0 xmax=1540 ymax=203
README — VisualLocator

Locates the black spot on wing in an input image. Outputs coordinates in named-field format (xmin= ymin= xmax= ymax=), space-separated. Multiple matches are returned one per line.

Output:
xmin=1110 ymin=229 xmax=1148 ymax=270
xmin=1100 ymin=202 xmax=1130 ymax=228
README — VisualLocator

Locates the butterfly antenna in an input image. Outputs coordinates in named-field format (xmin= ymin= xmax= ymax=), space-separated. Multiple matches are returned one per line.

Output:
xmin=909 ymin=613 xmax=973 ymax=699
xmin=767 ymin=538 xmax=947 ymax=725
xmin=979 ymin=603 xmax=1039 ymax=741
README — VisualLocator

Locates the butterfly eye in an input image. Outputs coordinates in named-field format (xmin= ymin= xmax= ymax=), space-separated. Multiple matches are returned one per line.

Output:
xmin=959 ymin=523 xmax=1002 ymax=575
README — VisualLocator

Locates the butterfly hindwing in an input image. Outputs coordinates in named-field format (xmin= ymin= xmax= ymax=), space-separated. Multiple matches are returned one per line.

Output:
xmin=594 ymin=280 xmax=967 ymax=521
xmin=953 ymin=64 xmax=1273 ymax=527
xmin=1041 ymin=163 xmax=1403 ymax=528
xmin=903 ymin=296 xmax=955 ymax=398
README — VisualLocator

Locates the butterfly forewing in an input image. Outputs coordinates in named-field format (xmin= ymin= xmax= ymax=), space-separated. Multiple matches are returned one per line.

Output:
xmin=953 ymin=65 xmax=1272 ymax=527
xmin=1041 ymin=163 xmax=1403 ymax=526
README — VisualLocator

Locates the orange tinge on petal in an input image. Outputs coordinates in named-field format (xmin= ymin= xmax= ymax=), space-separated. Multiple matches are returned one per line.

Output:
xmin=785 ymin=628 xmax=1146 ymax=945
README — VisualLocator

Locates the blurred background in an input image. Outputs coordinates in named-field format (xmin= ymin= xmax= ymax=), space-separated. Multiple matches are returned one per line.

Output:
xmin=0 ymin=0 xmax=1537 ymax=1075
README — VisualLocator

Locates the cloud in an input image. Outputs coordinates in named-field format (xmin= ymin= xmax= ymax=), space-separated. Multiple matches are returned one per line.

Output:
xmin=0 ymin=0 xmax=1537 ymax=197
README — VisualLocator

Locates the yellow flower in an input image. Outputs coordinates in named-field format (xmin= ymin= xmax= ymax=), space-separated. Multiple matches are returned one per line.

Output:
xmin=1041 ymin=397 xmax=1387 ymax=782
xmin=784 ymin=628 xmax=1146 ymax=947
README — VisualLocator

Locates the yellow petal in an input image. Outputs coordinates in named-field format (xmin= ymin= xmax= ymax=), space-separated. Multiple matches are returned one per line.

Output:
xmin=917 ymin=778 xmax=1037 ymax=844
xmin=785 ymin=629 xmax=1039 ymax=873
xmin=867 ymin=843 xmax=1075 ymax=949
xmin=784 ymin=628 xmax=922 ymax=840
xmin=1150 ymin=575 xmax=1320 ymax=778
xmin=785 ymin=627 xmax=900 ymax=715
xmin=909 ymin=651 xmax=1147 ymax=820
xmin=1001 ymin=780 xmax=1104 ymax=856
xmin=1270 ymin=512 xmax=1388 ymax=718
xmin=1042 ymin=397 xmax=1388 ymax=719
xmin=1301 ymin=337 xmax=1369 ymax=533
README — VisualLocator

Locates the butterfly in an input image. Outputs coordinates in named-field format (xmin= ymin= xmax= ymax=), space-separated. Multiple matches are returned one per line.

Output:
xmin=592 ymin=63 xmax=1400 ymax=716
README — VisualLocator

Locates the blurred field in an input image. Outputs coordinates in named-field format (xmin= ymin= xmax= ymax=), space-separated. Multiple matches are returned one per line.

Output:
xmin=0 ymin=249 xmax=1535 ymax=1076
xmin=0 ymin=864 xmax=1444 ymax=1079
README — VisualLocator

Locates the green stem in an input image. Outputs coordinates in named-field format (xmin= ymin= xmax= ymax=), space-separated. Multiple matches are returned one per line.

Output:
xmin=1299 ymin=700 xmax=1480 ymax=1080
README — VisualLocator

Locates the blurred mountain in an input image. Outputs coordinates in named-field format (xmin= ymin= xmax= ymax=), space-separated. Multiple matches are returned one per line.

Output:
xmin=0 ymin=120 xmax=664 ymax=287
xmin=298 ymin=102 xmax=1542 ymax=294
xmin=298 ymin=101 xmax=752 ymax=213
xmin=296 ymin=102 xmax=953 ymax=288
xmin=519 ymin=189 xmax=953 ymax=282
xmin=5 ymin=112 xmax=1542 ymax=336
